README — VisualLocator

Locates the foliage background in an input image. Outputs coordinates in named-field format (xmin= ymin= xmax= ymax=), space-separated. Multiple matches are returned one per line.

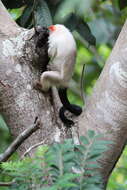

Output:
xmin=0 ymin=0 xmax=127 ymax=189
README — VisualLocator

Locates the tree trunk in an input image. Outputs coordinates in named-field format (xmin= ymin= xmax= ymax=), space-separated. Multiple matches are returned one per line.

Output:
xmin=0 ymin=0 xmax=66 ymax=157
xmin=1 ymin=0 xmax=127 ymax=188
xmin=79 ymin=20 xmax=127 ymax=187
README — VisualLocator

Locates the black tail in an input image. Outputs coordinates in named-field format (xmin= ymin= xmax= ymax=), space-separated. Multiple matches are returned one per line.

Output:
xmin=59 ymin=107 xmax=74 ymax=127
xmin=58 ymin=88 xmax=82 ymax=126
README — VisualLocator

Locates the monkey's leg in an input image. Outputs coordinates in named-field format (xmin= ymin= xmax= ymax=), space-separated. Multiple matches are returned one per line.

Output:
xmin=40 ymin=71 xmax=64 ymax=91
xmin=40 ymin=71 xmax=82 ymax=127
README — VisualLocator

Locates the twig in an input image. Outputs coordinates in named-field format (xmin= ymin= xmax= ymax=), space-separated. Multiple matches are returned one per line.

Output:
xmin=0 ymin=80 xmax=6 ymax=87
xmin=0 ymin=118 xmax=40 ymax=162
xmin=32 ymin=0 xmax=37 ymax=31
xmin=80 ymin=64 xmax=85 ymax=105
xmin=21 ymin=140 xmax=46 ymax=159
xmin=0 ymin=80 xmax=11 ymax=88
xmin=0 ymin=180 xmax=15 ymax=187
xmin=75 ymin=31 xmax=104 ymax=68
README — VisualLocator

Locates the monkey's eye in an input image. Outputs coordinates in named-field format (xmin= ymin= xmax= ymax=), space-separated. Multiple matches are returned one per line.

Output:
xmin=48 ymin=25 xmax=56 ymax=32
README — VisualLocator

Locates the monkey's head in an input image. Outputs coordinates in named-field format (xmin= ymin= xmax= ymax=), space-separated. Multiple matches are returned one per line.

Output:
xmin=48 ymin=24 xmax=69 ymax=35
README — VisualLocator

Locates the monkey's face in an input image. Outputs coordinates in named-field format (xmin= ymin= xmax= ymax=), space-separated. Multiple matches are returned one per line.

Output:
xmin=48 ymin=24 xmax=70 ymax=35
xmin=48 ymin=25 xmax=56 ymax=33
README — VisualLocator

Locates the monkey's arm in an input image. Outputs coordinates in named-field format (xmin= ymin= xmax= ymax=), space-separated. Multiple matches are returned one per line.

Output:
xmin=40 ymin=70 xmax=65 ymax=91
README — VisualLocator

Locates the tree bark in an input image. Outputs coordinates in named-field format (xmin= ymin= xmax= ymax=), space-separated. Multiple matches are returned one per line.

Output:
xmin=0 ymin=0 xmax=67 ymax=157
xmin=79 ymin=20 xmax=127 ymax=187
xmin=1 ymin=0 xmax=127 ymax=188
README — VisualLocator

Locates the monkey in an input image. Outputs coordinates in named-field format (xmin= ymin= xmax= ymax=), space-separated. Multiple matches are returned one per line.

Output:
xmin=35 ymin=24 xmax=82 ymax=127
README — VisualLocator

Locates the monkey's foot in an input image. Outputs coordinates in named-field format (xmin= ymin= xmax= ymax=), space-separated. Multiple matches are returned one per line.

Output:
xmin=33 ymin=81 xmax=43 ymax=91
xmin=33 ymin=81 xmax=50 ymax=94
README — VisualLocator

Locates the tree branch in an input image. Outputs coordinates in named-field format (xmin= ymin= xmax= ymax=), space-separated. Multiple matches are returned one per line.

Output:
xmin=0 ymin=180 xmax=15 ymax=187
xmin=1 ymin=2 xmax=127 ymax=188
xmin=21 ymin=140 xmax=46 ymax=159
xmin=0 ymin=0 xmax=20 ymax=36
xmin=0 ymin=23 xmax=68 ymax=159
xmin=0 ymin=118 xmax=40 ymax=162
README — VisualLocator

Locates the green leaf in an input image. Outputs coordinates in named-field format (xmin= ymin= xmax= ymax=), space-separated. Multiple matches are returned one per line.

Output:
xmin=0 ymin=115 xmax=8 ymax=131
xmin=88 ymin=149 xmax=106 ymax=159
xmin=54 ymin=0 xmax=78 ymax=21
xmin=87 ymin=130 xmax=96 ymax=139
xmin=83 ymin=184 xmax=102 ymax=190
xmin=80 ymin=136 xmax=89 ymax=145
xmin=56 ymin=173 xmax=80 ymax=187
xmin=3 ymin=0 xmax=31 ymax=9
xmin=95 ymin=139 xmax=113 ymax=145
xmin=63 ymin=152 xmax=75 ymax=162
xmin=64 ymin=13 xmax=79 ymax=31
xmin=55 ymin=0 xmax=94 ymax=21
xmin=85 ymin=163 xmax=101 ymax=169
xmin=85 ymin=175 xmax=102 ymax=183
xmin=34 ymin=0 xmax=52 ymax=27
xmin=35 ymin=145 xmax=49 ymax=157
xmin=77 ymin=19 xmax=96 ymax=46
xmin=65 ymin=14 xmax=96 ymax=46
xmin=75 ymin=144 xmax=87 ymax=153
xmin=9 ymin=8 xmax=24 ymax=20
xmin=118 ymin=0 xmax=127 ymax=10
xmin=20 ymin=5 xmax=33 ymax=27
xmin=40 ymin=186 xmax=57 ymax=190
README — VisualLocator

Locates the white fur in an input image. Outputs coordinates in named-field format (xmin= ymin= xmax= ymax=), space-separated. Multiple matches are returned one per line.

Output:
xmin=40 ymin=24 xmax=77 ymax=91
